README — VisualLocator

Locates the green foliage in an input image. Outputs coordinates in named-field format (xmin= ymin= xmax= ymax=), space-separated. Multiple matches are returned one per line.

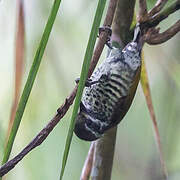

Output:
xmin=59 ymin=0 xmax=107 ymax=179
xmin=1 ymin=0 xmax=62 ymax=169
xmin=0 ymin=1 xmax=180 ymax=180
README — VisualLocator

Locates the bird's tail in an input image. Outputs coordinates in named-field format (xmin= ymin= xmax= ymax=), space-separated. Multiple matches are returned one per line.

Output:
xmin=133 ymin=23 xmax=144 ymax=50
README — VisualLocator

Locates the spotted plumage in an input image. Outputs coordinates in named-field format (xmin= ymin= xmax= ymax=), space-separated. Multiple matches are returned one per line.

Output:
xmin=74 ymin=26 xmax=143 ymax=141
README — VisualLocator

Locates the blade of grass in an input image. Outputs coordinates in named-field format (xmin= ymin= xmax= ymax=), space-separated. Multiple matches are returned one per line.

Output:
xmin=6 ymin=0 xmax=25 ymax=144
xmin=131 ymin=13 xmax=168 ymax=178
xmin=1 ymin=0 xmax=62 ymax=170
xmin=59 ymin=0 xmax=107 ymax=179
xmin=140 ymin=53 xmax=168 ymax=179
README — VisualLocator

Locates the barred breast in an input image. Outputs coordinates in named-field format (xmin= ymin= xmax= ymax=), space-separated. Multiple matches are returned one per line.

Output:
xmin=74 ymin=41 xmax=141 ymax=141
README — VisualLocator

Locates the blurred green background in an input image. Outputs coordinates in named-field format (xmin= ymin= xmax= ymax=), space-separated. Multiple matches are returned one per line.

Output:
xmin=0 ymin=0 xmax=180 ymax=179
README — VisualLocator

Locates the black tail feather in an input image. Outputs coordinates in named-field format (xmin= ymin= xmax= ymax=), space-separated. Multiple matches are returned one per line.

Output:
xmin=133 ymin=23 xmax=144 ymax=51
xmin=133 ymin=23 xmax=141 ymax=43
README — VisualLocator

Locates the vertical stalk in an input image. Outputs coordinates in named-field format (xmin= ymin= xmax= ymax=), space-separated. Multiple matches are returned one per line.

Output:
xmin=90 ymin=0 xmax=136 ymax=179
xmin=91 ymin=127 xmax=117 ymax=180
xmin=6 ymin=0 xmax=25 ymax=144
xmin=1 ymin=0 xmax=62 ymax=169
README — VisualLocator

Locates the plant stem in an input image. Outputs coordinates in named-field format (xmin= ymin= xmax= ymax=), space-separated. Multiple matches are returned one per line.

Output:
xmin=91 ymin=127 xmax=117 ymax=180
xmin=59 ymin=0 xmax=107 ymax=179
xmin=145 ymin=0 xmax=180 ymax=28
xmin=1 ymin=0 xmax=62 ymax=169
xmin=90 ymin=0 xmax=136 ymax=179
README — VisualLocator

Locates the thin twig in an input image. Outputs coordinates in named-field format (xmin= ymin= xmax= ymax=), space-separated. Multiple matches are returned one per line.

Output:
xmin=80 ymin=143 xmax=95 ymax=180
xmin=145 ymin=20 xmax=180 ymax=44
xmin=137 ymin=0 xmax=180 ymax=45
xmin=88 ymin=0 xmax=118 ymax=77
xmin=138 ymin=0 xmax=148 ymax=22
xmin=148 ymin=0 xmax=168 ymax=17
xmin=0 ymin=87 xmax=77 ymax=177
xmin=0 ymin=0 xmax=117 ymax=177
xmin=145 ymin=0 xmax=180 ymax=28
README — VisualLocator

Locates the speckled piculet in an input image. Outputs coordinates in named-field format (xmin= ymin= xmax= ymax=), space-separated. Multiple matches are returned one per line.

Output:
xmin=74 ymin=25 xmax=143 ymax=141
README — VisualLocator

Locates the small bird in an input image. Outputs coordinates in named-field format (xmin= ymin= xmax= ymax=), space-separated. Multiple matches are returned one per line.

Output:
xmin=74 ymin=25 xmax=143 ymax=141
